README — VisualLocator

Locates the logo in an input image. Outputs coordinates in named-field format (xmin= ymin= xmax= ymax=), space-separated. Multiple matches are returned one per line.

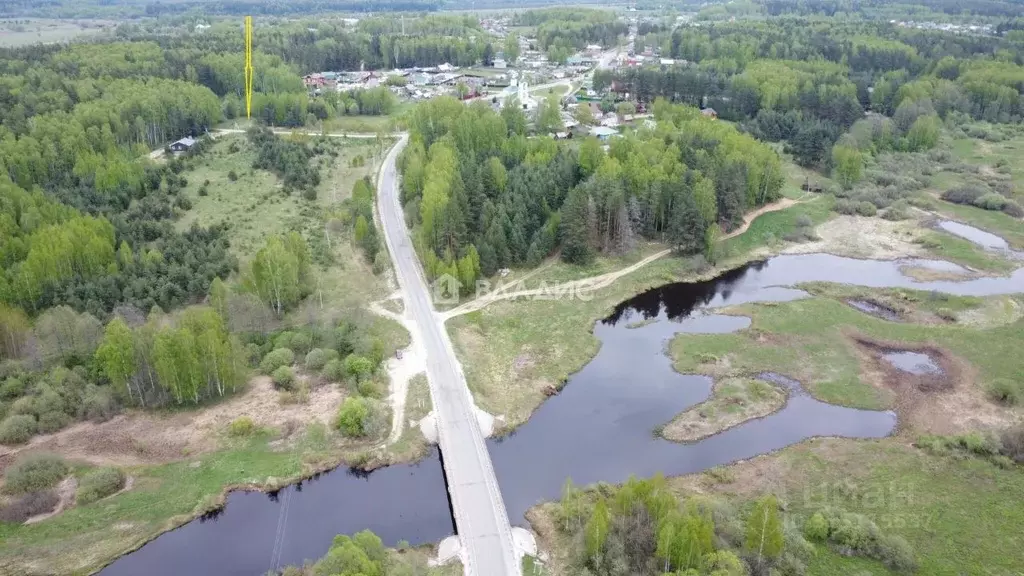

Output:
xmin=431 ymin=273 xmax=462 ymax=305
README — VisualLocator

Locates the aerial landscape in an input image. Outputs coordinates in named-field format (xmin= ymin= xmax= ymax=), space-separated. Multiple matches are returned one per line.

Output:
xmin=0 ymin=0 xmax=1023 ymax=575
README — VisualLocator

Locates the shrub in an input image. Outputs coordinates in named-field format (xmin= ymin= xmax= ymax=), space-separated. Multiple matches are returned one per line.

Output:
xmin=856 ymin=201 xmax=877 ymax=217
xmin=290 ymin=333 xmax=313 ymax=355
xmin=305 ymin=349 xmax=329 ymax=371
xmin=973 ymin=192 xmax=1007 ymax=211
xmin=228 ymin=416 xmax=256 ymax=437
xmin=244 ymin=343 xmax=262 ymax=366
xmin=1001 ymin=201 xmax=1024 ymax=218
xmin=0 ymin=414 xmax=37 ymax=444
xmin=76 ymin=467 xmax=126 ymax=505
xmin=834 ymin=199 xmax=859 ymax=215
xmin=804 ymin=512 xmax=828 ymax=542
xmin=3 ymin=453 xmax=69 ymax=494
xmin=0 ymin=377 xmax=25 ymax=400
xmin=80 ymin=385 xmax=119 ymax=422
xmin=879 ymin=534 xmax=918 ymax=573
xmin=322 ymin=359 xmax=345 ymax=382
xmin=273 ymin=331 xmax=296 ymax=350
xmin=1000 ymin=424 xmax=1024 ymax=463
xmin=272 ymin=366 xmax=295 ymax=390
xmin=36 ymin=411 xmax=70 ymax=434
xmin=989 ymin=378 xmax=1022 ymax=406
xmin=0 ymin=490 xmax=59 ymax=523
xmin=228 ymin=170 xmax=239 ymax=181
xmin=336 ymin=397 xmax=370 ymax=437
xmin=260 ymin=348 xmax=295 ymax=374
xmin=941 ymin=185 xmax=987 ymax=205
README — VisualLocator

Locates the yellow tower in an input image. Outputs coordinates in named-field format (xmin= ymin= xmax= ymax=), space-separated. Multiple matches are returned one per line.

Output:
xmin=244 ymin=16 xmax=254 ymax=119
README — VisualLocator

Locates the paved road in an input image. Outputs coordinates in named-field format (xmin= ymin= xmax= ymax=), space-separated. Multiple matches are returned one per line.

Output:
xmin=376 ymin=135 xmax=519 ymax=576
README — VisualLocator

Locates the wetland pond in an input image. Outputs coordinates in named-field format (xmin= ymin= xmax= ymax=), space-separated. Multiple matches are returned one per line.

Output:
xmin=100 ymin=253 xmax=1024 ymax=576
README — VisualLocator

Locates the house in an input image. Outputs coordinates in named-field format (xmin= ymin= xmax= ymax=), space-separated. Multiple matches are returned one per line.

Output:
xmin=169 ymin=137 xmax=196 ymax=153
xmin=493 ymin=58 xmax=507 ymax=69
xmin=303 ymin=74 xmax=326 ymax=88
xmin=437 ymin=62 xmax=456 ymax=72
xmin=701 ymin=107 xmax=718 ymax=120
xmin=590 ymin=126 xmax=617 ymax=141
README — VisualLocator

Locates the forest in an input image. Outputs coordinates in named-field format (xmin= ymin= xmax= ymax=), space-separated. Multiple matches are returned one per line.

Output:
xmin=596 ymin=16 xmax=1024 ymax=169
xmin=0 ymin=0 xmax=442 ymax=19
xmin=398 ymin=97 xmax=783 ymax=290
xmin=513 ymin=8 xmax=629 ymax=63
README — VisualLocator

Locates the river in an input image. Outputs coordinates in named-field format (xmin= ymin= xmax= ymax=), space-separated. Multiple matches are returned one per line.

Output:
xmin=99 ymin=252 xmax=1024 ymax=575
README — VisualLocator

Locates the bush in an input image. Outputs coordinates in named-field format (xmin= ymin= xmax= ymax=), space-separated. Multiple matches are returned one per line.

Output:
xmin=322 ymin=359 xmax=345 ymax=382
xmin=260 ymin=348 xmax=295 ymax=374
xmin=0 ymin=414 xmax=37 ymax=444
xmin=856 ymin=201 xmax=877 ymax=217
xmin=228 ymin=170 xmax=239 ymax=181
xmin=804 ymin=512 xmax=828 ymax=542
xmin=336 ymin=397 xmax=370 ymax=437
xmin=80 ymin=385 xmax=119 ymax=422
xmin=973 ymin=192 xmax=1007 ymax=211
xmin=228 ymin=416 xmax=256 ymax=437
xmin=0 ymin=377 xmax=25 ymax=400
xmin=272 ymin=366 xmax=295 ymax=390
xmin=882 ymin=200 xmax=910 ymax=221
xmin=1001 ymin=201 xmax=1024 ymax=218
xmin=305 ymin=349 xmax=329 ymax=371
xmin=290 ymin=333 xmax=313 ymax=355
xmin=273 ymin=331 xmax=296 ymax=350
xmin=834 ymin=199 xmax=859 ymax=215
xmin=3 ymin=453 xmax=69 ymax=494
xmin=36 ymin=411 xmax=70 ymax=434
xmin=878 ymin=534 xmax=918 ymax=573
xmin=0 ymin=490 xmax=59 ymax=523
xmin=941 ymin=185 xmax=987 ymax=205
xmin=988 ymin=378 xmax=1022 ymax=406
xmin=76 ymin=467 xmax=126 ymax=505
xmin=999 ymin=424 xmax=1024 ymax=463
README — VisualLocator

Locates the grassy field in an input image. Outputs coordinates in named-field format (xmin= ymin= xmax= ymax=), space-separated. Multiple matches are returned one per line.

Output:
xmin=0 ymin=18 xmax=113 ymax=46
xmin=176 ymin=133 xmax=380 ymax=259
xmin=671 ymin=289 xmax=1024 ymax=413
xmin=0 ymin=425 xmax=376 ymax=575
xmin=448 ymin=197 xmax=835 ymax=428
xmin=681 ymin=438 xmax=1024 ymax=576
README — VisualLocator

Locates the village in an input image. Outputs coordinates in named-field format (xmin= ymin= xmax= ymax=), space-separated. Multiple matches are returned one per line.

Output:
xmin=297 ymin=12 xmax=711 ymax=141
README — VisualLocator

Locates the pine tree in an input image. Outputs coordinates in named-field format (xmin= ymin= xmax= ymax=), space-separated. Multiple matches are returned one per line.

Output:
xmin=560 ymin=187 xmax=594 ymax=265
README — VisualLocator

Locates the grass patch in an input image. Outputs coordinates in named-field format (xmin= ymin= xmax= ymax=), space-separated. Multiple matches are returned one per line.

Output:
xmin=682 ymin=438 xmax=1024 ymax=576
xmin=931 ymin=199 xmax=1024 ymax=250
xmin=177 ymin=134 xmax=378 ymax=259
xmin=671 ymin=291 xmax=1024 ymax=411
xmin=386 ymin=373 xmax=433 ymax=464
xmin=449 ymin=198 xmax=843 ymax=427
xmin=916 ymin=230 xmax=1017 ymax=274
xmin=661 ymin=377 xmax=786 ymax=442
xmin=719 ymin=195 xmax=833 ymax=259
xmin=0 ymin=426 xmax=362 ymax=574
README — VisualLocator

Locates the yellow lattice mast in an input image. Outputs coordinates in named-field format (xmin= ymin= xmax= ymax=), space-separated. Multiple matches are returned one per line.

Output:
xmin=244 ymin=16 xmax=254 ymax=119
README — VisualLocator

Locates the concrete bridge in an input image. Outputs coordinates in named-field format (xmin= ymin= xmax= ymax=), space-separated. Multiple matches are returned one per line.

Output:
xmin=376 ymin=134 xmax=520 ymax=576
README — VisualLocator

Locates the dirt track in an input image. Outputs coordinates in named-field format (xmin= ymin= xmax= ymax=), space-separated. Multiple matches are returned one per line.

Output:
xmin=444 ymin=197 xmax=806 ymax=319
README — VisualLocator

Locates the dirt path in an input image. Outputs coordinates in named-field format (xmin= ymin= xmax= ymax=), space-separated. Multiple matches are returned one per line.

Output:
xmin=368 ymin=300 xmax=428 ymax=443
xmin=443 ymin=197 xmax=806 ymax=320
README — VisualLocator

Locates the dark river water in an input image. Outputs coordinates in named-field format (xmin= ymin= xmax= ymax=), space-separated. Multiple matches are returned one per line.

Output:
xmin=99 ymin=253 xmax=1024 ymax=576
